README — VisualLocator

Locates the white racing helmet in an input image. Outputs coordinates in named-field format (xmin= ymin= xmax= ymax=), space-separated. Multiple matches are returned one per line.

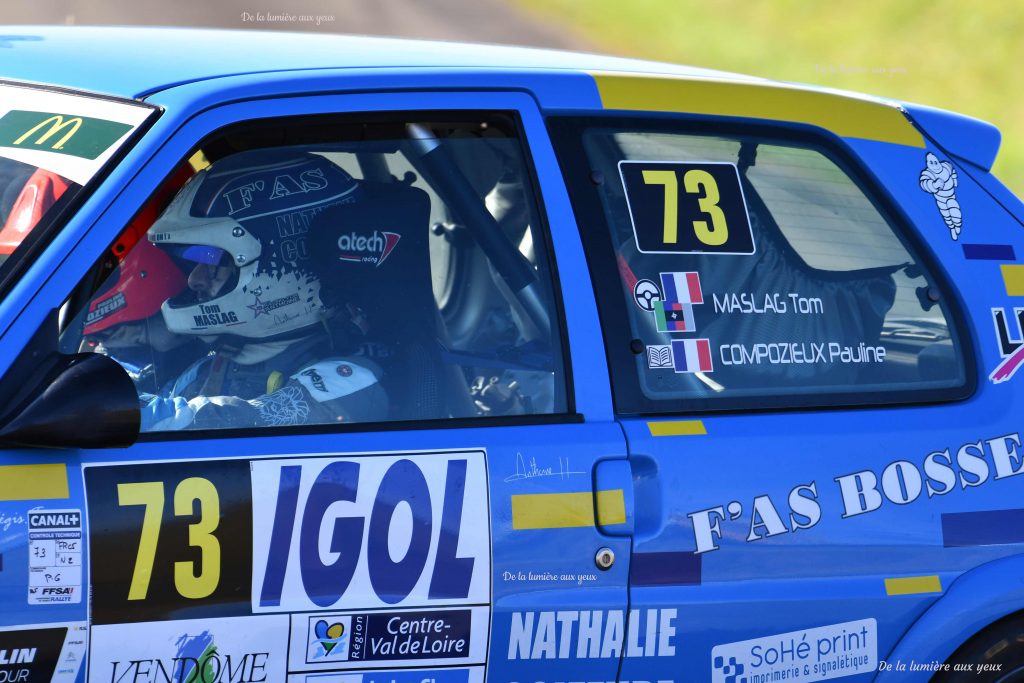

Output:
xmin=148 ymin=150 xmax=361 ymax=340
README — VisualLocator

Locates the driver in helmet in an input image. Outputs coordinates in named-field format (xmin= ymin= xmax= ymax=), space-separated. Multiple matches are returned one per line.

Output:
xmin=144 ymin=149 xmax=387 ymax=431
xmin=79 ymin=235 xmax=198 ymax=388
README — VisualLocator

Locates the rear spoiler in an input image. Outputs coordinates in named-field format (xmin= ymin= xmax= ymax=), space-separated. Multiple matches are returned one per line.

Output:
xmin=903 ymin=102 xmax=1002 ymax=171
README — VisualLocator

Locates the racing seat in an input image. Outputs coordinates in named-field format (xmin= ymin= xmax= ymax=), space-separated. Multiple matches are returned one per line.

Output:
xmin=309 ymin=180 xmax=473 ymax=419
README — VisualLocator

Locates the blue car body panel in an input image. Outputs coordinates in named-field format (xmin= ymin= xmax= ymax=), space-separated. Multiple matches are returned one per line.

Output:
xmin=0 ymin=26 xmax=1022 ymax=683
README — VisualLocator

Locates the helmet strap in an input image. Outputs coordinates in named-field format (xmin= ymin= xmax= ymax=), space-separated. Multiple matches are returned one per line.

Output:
xmin=319 ymin=309 xmax=336 ymax=352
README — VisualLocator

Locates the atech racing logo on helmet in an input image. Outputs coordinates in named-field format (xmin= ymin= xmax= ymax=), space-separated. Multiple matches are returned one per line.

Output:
xmin=336 ymin=230 xmax=400 ymax=267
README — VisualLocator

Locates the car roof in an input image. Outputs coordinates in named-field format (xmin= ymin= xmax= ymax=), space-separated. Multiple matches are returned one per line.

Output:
xmin=0 ymin=26 xmax=759 ymax=99
xmin=1 ymin=27 xmax=1001 ymax=170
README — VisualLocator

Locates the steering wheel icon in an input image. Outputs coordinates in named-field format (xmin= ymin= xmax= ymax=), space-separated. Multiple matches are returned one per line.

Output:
xmin=633 ymin=279 xmax=662 ymax=312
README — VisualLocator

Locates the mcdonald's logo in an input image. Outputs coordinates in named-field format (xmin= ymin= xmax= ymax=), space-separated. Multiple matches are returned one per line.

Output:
xmin=13 ymin=114 xmax=83 ymax=150
xmin=0 ymin=110 xmax=132 ymax=160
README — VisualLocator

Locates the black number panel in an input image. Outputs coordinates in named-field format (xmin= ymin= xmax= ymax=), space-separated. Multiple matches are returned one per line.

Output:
xmin=85 ymin=460 xmax=253 ymax=624
xmin=620 ymin=160 xmax=755 ymax=255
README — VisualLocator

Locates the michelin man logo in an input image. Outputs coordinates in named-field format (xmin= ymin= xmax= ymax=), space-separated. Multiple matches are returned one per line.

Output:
xmin=919 ymin=152 xmax=962 ymax=240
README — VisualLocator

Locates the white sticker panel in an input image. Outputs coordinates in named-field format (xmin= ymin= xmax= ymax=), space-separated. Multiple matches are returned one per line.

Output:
xmin=289 ymin=605 xmax=489 ymax=672
xmin=0 ymin=84 xmax=151 ymax=185
xmin=88 ymin=615 xmax=289 ymax=683
xmin=28 ymin=508 xmax=82 ymax=605
xmin=251 ymin=451 xmax=489 ymax=613
xmin=711 ymin=619 xmax=877 ymax=682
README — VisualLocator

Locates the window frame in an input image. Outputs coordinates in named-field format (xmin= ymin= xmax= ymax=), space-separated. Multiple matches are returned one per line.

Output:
xmin=547 ymin=114 xmax=977 ymax=415
xmin=62 ymin=108 xmax=578 ymax=440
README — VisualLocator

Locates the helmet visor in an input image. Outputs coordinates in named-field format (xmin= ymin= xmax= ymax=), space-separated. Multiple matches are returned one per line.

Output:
xmin=174 ymin=244 xmax=227 ymax=266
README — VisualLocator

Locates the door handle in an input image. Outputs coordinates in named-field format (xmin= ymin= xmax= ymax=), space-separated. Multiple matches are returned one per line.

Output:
xmin=594 ymin=458 xmax=634 ymax=536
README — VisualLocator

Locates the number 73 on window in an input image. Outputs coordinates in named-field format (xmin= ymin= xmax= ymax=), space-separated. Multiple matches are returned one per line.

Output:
xmin=619 ymin=161 xmax=755 ymax=255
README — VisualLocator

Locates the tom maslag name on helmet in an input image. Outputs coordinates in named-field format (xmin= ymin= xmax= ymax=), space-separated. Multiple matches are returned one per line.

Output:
xmin=193 ymin=302 xmax=240 ymax=328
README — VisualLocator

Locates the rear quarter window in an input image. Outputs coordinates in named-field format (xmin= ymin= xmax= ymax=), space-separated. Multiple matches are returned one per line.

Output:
xmin=550 ymin=119 xmax=973 ymax=413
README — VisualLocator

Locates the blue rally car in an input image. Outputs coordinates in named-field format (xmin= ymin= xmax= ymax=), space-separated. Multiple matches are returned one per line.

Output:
xmin=1 ymin=25 xmax=1024 ymax=683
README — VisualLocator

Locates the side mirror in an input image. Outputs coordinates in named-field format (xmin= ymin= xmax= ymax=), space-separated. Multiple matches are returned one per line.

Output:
xmin=0 ymin=353 xmax=140 ymax=449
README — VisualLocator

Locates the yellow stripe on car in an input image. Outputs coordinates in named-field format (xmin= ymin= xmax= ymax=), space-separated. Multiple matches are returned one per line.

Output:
xmin=648 ymin=420 xmax=707 ymax=437
xmin=511 ymin=489 xmax=627 ymax=529
xmin=591 ymin=72 xmax=925 ymax=148
xmin=0 ymin=464 xmax=69 ymax=501
xmin=885 ymin=575 xmax=943 ymax=596
xmin=1001 ymin=264 xmax=1024 ymax=296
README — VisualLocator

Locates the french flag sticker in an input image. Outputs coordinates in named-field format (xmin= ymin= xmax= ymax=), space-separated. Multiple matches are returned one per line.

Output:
xmin=660 ymin=271 xmax=703 ymax=304
xmin=671 ymin=338 xmax=713 ymax=373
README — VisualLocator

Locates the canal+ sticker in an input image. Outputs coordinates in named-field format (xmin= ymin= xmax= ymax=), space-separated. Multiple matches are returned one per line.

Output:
xmin=28 ymin=509 xmax=82 ymax=605
xmin=250 ymin=451 xmax=490 ymax=613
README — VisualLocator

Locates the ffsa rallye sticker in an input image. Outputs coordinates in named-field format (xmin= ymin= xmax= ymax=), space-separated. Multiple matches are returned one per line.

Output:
xmin=28 ymin=509 xmax=82 ymax=605
xmin=251 ymin=451 xmax=489 ymax=612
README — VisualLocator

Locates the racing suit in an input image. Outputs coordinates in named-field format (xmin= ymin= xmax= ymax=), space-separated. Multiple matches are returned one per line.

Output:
xmin=141 ymin=333 xmax=387 ymax=431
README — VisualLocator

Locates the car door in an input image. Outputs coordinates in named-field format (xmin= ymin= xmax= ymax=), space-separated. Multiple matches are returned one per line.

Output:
xmin=549 ymin=111 xmax=1024 ymax=682
xmin=0 ymin=86 xmax=631 ymax=683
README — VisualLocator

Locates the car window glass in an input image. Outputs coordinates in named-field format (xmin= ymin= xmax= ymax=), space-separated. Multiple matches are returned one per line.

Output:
xmin=570 ymin=124 xmax=968 ymax=410
xmin=59 ymin=116 xmax=567 ymax=432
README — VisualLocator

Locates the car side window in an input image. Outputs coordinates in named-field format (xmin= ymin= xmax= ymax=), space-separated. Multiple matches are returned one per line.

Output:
xmin=59 ymin=115 xmax=568 ymax=432
xmin=552 ymin=120 xmax=970 ymax=413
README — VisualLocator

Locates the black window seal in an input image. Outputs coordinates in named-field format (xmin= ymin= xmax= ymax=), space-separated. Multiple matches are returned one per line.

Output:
xmin=546 ymin=113 xmax=977 ymax=416
xmin=135 ymin=411 xmax=584 ymax=443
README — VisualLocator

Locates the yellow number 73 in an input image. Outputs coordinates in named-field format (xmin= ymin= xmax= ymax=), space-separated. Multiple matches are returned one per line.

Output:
xmin=642 ymin=168 xmax=730 ymax=247
xmin=117 ymin=477 xmax=221 ymax=601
